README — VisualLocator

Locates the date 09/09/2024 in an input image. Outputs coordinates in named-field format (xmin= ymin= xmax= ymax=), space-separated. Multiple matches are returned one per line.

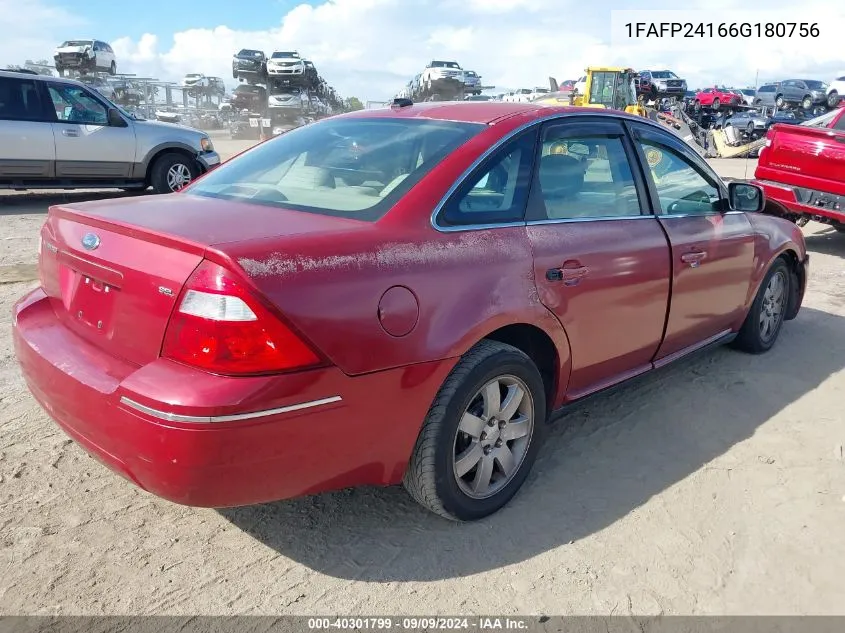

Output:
xmin=623 ymin=22 xmax=820 ymax=39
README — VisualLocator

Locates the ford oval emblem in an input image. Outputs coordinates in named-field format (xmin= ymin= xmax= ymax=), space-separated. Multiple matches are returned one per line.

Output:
xmin=81 ymin=233 xmax=101 ymax=250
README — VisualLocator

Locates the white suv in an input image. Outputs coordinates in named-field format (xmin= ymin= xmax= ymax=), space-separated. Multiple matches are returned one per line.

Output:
xmin=53 ymin=39 xmax=116 ymax=76
xmin=0 ymin=70 xmax=220 ymax=194
xmin=827 ymin=76 xmax=845 ymax=108
xmin=420 ymin=60 xmax=463 ymax=90
xmin=266 ymin=51 xmax=305 ymax=81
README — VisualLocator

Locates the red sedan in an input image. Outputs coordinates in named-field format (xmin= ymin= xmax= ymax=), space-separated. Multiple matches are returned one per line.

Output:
xmin=694 ymin=86 xmax=743 ymax=110
xmin=13 ymin=102 xmax=809 ymax=521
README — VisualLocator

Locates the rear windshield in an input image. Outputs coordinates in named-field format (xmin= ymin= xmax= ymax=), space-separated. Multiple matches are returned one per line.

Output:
xmin=186 ymin=117 xmax=484 ymax=221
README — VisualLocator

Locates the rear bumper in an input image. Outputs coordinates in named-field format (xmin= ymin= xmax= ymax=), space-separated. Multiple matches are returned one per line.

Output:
xmin=13 ymin=287 xmax=454 ymax=507
xmin=754 ymin=179 xmax=845 ymax=223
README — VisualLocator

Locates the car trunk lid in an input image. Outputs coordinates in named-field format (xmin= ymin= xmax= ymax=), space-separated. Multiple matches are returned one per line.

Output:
xmin=38 ymin=195 xmax=366 ymax=367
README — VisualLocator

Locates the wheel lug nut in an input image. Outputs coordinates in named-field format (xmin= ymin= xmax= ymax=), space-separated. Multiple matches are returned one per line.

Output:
xmin=499 ymin=420 xmax=506 ymax=429
xmin=495 ymin=439 xmax=502 ymax=447
xmin=487 ymin=420 xmax=495 ymax=427
xmin=480 ymin=432 xmax=487 ymax=440
xmin=483 ymin=446 xmax=492 ymax=455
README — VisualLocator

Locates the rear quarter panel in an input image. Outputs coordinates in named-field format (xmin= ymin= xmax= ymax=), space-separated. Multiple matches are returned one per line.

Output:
xmin=217 ymin=111 xmax=574 ymax=381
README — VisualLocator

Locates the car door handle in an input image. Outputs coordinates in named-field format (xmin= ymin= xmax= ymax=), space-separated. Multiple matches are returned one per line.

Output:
xmin=681 ymin=250 xmax=707 ymax=267
xmin=547 ymin=264 xmax=589 ymax=285
xmin=62 ymin=129 xmax=79 ymax=137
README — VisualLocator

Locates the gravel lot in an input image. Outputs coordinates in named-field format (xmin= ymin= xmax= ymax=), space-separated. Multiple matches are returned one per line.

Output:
xmin=1 ymin=146 xmax=844 ymax=615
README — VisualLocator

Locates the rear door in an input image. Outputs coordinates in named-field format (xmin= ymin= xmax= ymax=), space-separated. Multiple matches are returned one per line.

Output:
xmin=46 ymin=81 xmax=136 ymax=179
xmin=0 ymin=75 xmax=56 ymax=180
xmin=526 ymin=117 xmax=672 ymax=398
xmin=627 ymin=121 xmax=755 ymax=362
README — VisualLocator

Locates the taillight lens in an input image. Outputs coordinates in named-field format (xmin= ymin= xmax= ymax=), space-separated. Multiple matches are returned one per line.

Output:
xmin=162 ymin=260 xmax=321 ymax=375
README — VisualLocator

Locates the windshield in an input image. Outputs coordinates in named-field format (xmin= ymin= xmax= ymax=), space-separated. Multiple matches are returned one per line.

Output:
xmin=61 ymin=40 xmax=92 ymax=47
xmin=534 ymin=88 xmax=549 ymax=94
xmin=185 ymin=117 xmax=484 ymax=221
xmin=272 ymin=52 xmax=299 ymax=58
xmin=801 ymin=109 xmax=839 ymax=127
xmin=238 ymin=49 xmax=262 ymax=57
xmin=431 ymin=61 xmax=461 ymax=69
xmin=805 ymin=80 xmax=827 ymax=89
xmin=651 ymin=71 xmax=678 ymax=79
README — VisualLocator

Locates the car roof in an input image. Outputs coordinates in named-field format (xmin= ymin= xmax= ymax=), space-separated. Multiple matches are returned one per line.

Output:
xmin=335 ymin=101 xmax=653 ymax=126
xmin=0 ymin=69 xmax=85 ymax=86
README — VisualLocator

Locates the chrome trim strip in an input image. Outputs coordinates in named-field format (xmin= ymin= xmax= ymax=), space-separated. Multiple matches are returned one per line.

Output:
xmin=525 ymin=214 xmax=655 ymax=226
xmin=429 ymin=110 xmax=732 ymax=234
xmin=119 ymin=395 xmax=343 ymax=424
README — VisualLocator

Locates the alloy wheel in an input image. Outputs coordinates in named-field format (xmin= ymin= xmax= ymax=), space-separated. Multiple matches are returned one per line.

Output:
xmin=452 ymin=375 xmax=535 ymax=499
xmin=166 ymin=163 xmax=193 ymax=191
xmin=759 ymin=270 xmax=787 ymax=343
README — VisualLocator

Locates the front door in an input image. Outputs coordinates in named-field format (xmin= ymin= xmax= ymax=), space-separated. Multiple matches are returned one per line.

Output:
xmin=526 ymin=118 xmax=672 ymax=398
xmin=627 ymin=122 xmax=755 ymax=362
xmin=46 ymin=82 xmax=136 ymax=179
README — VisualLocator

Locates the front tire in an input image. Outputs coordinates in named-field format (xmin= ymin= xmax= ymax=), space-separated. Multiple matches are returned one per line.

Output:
xmin=403 ymin=340 xmax=546 ymax=522
xmin=149 ymin=153 xmax=199 ymax=194
xmin=732 ymin=259 xmax=791 ymax=354
xmin=801 ymin=95 xmax=813 ymax=110
xmin=712 ymin=97 xmax=721 ymax=110
xmin=775 ymin=94 xmax=785 ymax=108
xmin=827 ymin=91 xmax=839 ymax=108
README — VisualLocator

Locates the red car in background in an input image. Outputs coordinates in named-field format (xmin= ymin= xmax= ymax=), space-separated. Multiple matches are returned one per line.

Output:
xmin=13 ymin=103 xmax=809 ymax=522
xmin=694 ymin=86 xmax=743 ymax=110
xmin=753 ymin=107 xmax=845 ymax=231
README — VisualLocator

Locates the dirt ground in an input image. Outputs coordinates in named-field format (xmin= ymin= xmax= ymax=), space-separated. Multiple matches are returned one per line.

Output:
xmin=1 ymin=145 xmax=844 ymax=615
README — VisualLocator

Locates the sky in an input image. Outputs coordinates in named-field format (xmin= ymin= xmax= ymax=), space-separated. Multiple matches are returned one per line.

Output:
xmin=1 ymin=0 xmax=843 ymax=102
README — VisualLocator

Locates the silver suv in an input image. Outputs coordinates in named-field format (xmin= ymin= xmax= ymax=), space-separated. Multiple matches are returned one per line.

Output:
xmin=0 ymin=70 xmax=220 ymax=193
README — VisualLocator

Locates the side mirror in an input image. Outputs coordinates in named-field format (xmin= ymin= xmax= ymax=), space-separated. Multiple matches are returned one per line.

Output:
xmin=107 ymin=107 xmax=127 ymax=127
xmin=728 ymin=181 xmax=764 ymax=212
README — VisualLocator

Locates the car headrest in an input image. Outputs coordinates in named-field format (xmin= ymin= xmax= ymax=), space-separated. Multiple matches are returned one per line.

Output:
xmin=283 ymin=166 xmax=335 ymax=189
xmin=538 ymin=153 xmax=584 ymax=198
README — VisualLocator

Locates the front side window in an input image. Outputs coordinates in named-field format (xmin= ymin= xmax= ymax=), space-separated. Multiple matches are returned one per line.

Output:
xmin=0 ymin=77 xmax=45 ymax=121
xmin=530 ymin=123 xmax=642 ymax=221
xmin=636 ymin=139 xmax=721 ymax=215
xmin=188 ymin=117 xmax=484 ymax=221
xmin=48 ymin=84 xmax=107 ymax=124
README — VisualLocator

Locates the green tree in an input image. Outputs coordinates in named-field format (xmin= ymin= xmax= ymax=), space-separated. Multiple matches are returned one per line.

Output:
xmin=345 ymin=97 xmax=364 ymax=111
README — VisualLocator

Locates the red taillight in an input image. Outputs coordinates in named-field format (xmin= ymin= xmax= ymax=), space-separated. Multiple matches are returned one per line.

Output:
xmin=162 ymin=260 xmax=321 ymax=375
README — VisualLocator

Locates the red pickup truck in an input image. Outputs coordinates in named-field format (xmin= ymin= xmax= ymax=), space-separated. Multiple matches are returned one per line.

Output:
xmin=753 ymin=107 xmax=845 ymax=230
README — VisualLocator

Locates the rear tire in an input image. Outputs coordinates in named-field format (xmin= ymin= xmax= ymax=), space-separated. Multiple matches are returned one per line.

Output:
xmin=403 ymin=340 xmax=547 ymax=522
xmin=732 ymin=259 xmax=791 ymax=354
xmin=149 ymin=153 xmax=199 ymax=194
xmin=775 ymin=94 xmax=785 ymax=108
xmin=712 ymin=97 xmax=721 ymax=111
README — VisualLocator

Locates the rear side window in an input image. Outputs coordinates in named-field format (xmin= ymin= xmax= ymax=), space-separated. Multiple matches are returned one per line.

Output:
xmin=758 ymin=85 xmax=774 ymax=93
xmin=441 ymin=130 xmax=537 ymax=227
xmin=188 ymin=117 xmax=484 ymax=221
xmin=0 ymin=77 xmax=46 ymax=121
xmin=529 ymin=121 xmax=642 ymax=221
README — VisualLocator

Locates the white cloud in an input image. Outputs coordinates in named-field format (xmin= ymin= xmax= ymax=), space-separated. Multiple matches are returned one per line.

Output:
xmin=2 ymin=0 xmax=844 ymax=101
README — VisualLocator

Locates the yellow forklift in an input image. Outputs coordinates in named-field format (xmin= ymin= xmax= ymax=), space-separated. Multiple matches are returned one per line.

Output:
xmin=534 ymin=67 xmax=648 ymax=117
